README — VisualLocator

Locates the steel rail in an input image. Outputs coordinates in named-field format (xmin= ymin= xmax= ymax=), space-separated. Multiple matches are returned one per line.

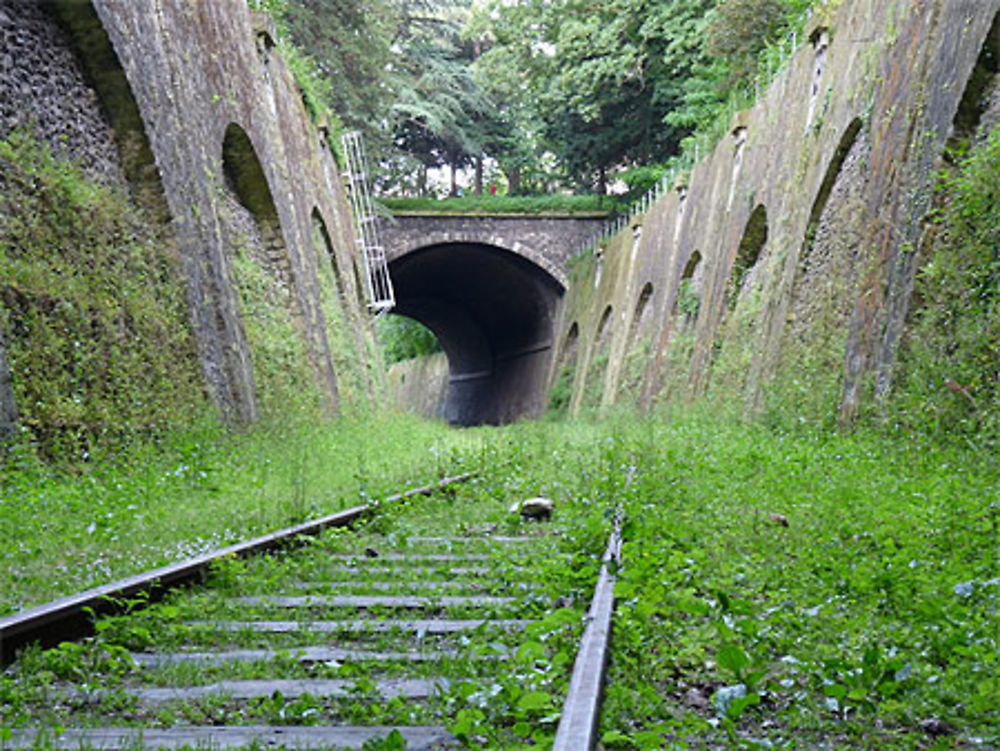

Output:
xmin=0 ymin=470 xmax=478 ymax=665
xmin=551 ymin=523 xmax=622 ymax=751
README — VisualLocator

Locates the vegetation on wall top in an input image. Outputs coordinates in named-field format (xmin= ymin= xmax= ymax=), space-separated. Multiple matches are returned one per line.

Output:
xmin=381 ymin=194 xmax=616 ymax=216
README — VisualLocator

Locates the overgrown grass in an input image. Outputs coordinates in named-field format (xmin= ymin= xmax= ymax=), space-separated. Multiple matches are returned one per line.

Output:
xmin=380 ymin=194 xmax=616 ymax=216
xmin=3 ymin=405 xmax=998 ymax=747
xmin=0 ymin=413 xmax=485 ymax=615
xmin=595 ymin=408 xmax=1000 ymax=749
xmin=1 ymin=424 xmax=614 ymax=748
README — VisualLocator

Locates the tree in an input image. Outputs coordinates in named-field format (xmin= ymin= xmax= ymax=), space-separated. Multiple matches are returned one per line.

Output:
xmin=472 ymin=0 xmax=715 ymax=192
xmin=270 ymin=0 xmax=397 ymax=149
xmin=391 ymin=34 xmax=489 ymax=196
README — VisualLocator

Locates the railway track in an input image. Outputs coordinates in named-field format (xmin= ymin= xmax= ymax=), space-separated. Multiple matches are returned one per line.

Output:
xmin=1 ymin=472 xmax=619 ymax=750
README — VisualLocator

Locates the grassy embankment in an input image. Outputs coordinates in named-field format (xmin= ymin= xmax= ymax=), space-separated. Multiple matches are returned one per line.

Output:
xmin=0 ymin=414 xmax=487 ymax=616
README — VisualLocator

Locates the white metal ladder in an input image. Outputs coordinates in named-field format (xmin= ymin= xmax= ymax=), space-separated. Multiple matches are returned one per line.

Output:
xmin=341 ymin=131 xmax=395 ymax=316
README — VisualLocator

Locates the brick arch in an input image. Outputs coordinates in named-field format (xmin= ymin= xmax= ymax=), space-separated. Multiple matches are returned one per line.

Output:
xmin=222 ymin=122 xmax=292 ymax=281
xmin=390 ymin=231 xmax=569 ymax=290
xmin=223 ymin=123 xmax=279 ymax=226
xmin=14 ymin=2 xmax=171 ymax=221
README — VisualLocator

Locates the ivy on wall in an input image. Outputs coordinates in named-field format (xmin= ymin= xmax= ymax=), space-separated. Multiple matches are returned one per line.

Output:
xmin=897 ymin=125 xmax=1000 ymax=445
xmin=228 ymin=234 xmax=325 ymax=423
xmin=0 ymin=131 xmax=205 ymax=459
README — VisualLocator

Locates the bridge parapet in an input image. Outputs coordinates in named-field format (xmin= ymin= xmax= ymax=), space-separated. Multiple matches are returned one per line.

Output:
xmin=382 ymin=213 xmax=607 ymax=289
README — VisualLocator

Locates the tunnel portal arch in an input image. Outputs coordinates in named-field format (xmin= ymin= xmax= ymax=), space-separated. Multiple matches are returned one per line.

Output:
xmin=387 ymin=241 xmax=565 ymax=426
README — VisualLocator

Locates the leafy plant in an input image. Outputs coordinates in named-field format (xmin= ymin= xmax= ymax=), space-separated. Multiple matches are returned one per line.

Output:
xmin=675 ymin=278 xmax=701 ymax=319
xmin=375 ymin=315 xmax=442 ymax=364
xmin=897 ymin=124 xmax=1000 ymax=448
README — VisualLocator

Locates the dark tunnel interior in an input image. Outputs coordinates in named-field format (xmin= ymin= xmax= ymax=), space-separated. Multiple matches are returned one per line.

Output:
xmin=387 ymin=242 xmax=565 ymax=425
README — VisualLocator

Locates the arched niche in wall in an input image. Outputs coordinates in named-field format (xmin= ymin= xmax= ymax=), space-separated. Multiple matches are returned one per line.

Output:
xmin=222 ymin=123 xmax=289 ymax=280
xmin=580 ymin=305 xmax=614 ymax=411
xmin=947 ymin=10 xmax=1000 ymax=156
xmin=549 ymin=322 xmax=579 ymax=415
xmin=595 ymin=305 xmax=613 ymax=346
xmin=223 ymin=122 xmax=320 ymax=417
xmin=620 ymin=283 xmax=655 ymax=398
xmin=778 ymin=116 xmax=869 ymax=420
xmin=728 ymin=205 xmax=768 ymax=308
xmin=311 ymin=208 xmax=346 ymax=301
xmin=311 ymin=206 xmax=371 ymax=404
xmin=39 ymin=2 xmax=171 ymax=223
xmin=675 ymin=250 xmax=703 ymax=321
xmin=798 ymin=118 xmax=864 ymax=275
xmin=628 ymin=283 xmax=654 ymax=347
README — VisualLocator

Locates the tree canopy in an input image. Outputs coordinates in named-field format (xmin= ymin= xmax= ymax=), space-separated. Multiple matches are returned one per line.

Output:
xmin=263 ymin=0 xmax=818 ymax=195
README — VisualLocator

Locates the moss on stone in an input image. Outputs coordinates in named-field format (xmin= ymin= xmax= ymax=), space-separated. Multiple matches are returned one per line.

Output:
xmin=0 ymin=130 xmax=205 ymax=457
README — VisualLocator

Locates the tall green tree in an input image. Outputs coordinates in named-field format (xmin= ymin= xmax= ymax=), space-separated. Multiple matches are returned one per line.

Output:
xmin=266 ymin=0 xmax=396 ymax=146
xmin=391 ymin=28 xmax=490 ymax=196
xmin=472 ymin=0 xmax=716 ymax=192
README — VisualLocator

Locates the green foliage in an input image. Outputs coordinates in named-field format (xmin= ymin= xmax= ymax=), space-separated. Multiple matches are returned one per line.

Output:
xmin=0 ymin=412 xmax=480 ymax=614
xmin=267 ymin=0 xmax=489 ymax=189
xmin=277 ymin=40 xmax=347 ymax=159
xmin=2 ymin=418 xmax=614 ymax=740
xmin=474 ymin=0 xmax=716 ymax=191
xmin=618 ymin=340 xmax=651 ymax=401
xmin=618 ymin=163 xmax=670 ymax=200
xmin=597 ymin=410 xmax=1000 ymax=748
xmin=391 ymin=29 xmax=490 ymax=180
xmin=0 ymin=130 xmax=205 ymax=460
xmin=375 ymin=315 xmax=442 ymax=364
xmin=381 ymin=194 xmax=616 ymax=215
xmin=580 ymin=349 xmax=611 ymax=414
xmin=229 ymin=239 xmax=325 ymax=422
xmin=547 ymin=364 xmax=576 ymax=416
xmin=260 ymin=0 xmax=823 ymax=196
xmin=251 ymin=0 xmax=386 ymax=154
xmin=707 ymin=0 xmax=793 ymax=84
xmin=675 ymin=278 xmax=701 ymax=319
xmin=896 ymin=124 xmax=1000 ymax=449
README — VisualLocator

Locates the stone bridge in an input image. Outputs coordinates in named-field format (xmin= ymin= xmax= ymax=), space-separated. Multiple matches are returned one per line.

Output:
xmin=381 ymin=213 xmax=605 ymax=425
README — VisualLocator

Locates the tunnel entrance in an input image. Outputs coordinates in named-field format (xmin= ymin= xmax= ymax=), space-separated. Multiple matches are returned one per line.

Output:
xmin=387 ymin=242 xmax=565 ymax=426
